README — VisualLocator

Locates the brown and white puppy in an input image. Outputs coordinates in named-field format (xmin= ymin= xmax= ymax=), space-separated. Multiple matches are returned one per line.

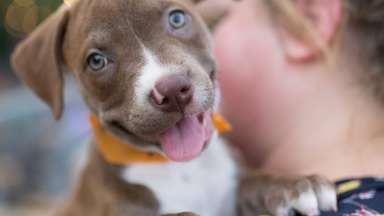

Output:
xmin=11 ymin=0 xmax=337 ymax=215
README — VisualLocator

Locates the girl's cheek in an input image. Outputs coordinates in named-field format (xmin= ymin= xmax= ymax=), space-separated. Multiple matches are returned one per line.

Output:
xmin=214 ymin=5 xmax=284 ymax=132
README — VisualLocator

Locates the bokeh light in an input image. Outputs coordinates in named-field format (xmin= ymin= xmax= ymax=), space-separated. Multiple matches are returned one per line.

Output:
xmin=0 ymin=0 xmax=61 ymax=88
xmin=5 ymin=0 xmax=38 ymax=36
xmin=63 ymin=0 xmax=74 ymax=6
xmin=2 ymin=0 xmax=62 ymax=37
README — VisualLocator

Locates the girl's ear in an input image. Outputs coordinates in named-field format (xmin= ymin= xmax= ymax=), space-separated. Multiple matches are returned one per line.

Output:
xmin=280 ymin=0 xmax=343 ymax=62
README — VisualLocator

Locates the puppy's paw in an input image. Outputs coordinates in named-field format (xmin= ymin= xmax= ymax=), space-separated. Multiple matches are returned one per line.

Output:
xmin=238 ymin=175 xmax=337 ymax=216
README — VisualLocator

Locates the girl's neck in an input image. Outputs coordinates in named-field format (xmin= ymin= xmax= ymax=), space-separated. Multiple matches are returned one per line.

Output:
xmin=255 ymin=85 xmax=384 ymax=181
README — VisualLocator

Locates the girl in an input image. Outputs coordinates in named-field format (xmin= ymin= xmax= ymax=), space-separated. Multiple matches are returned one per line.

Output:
xmin=214 ymin=0 xmax=384 ymax=214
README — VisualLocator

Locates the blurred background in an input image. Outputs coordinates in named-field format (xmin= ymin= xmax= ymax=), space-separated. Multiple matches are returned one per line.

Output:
xmin=0 ymin=0 xmax=89 ymax=215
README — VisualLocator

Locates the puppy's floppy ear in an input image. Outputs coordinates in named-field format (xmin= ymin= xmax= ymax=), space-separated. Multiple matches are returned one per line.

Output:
xmin=11 ymin=5 xmax=69 ymax=120
xmin=189 ymin=0 xmax=239 ymax=27
xmin=188 ymin=0 xmax=205 ymax=3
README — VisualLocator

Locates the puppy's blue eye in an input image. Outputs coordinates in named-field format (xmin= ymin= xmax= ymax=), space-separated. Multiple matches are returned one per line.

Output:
xmin=169 ymin=10 xmax=186 ymax=29
xmin=87 ymin=53 xmax=108 ymax=71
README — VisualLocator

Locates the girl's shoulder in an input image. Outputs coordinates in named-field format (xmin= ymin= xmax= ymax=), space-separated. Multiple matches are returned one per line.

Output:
xmin=321 ymin=177 xmax=384 ymax=216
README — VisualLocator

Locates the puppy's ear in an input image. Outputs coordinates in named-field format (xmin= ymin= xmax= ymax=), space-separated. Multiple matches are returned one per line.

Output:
xmin=191 ymin=0 xmax=239 ymax=27
xmin=189 ymin=0 xmax=206 ymax=3
xmin=11 ymin=5 xmax=69 ymax=120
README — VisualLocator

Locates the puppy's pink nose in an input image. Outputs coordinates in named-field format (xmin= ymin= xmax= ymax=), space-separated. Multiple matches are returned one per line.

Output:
xmin=150 ymin=74 xmax=193 ymax=113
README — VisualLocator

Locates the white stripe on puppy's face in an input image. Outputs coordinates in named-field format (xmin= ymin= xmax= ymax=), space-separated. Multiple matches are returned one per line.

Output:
xmin=135 ymin=48 xmax=172 ymax=106
xmin=134 ymin=47 xmax=214 ymax=114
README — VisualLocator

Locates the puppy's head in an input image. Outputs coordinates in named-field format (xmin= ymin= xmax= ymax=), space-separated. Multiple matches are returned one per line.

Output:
xmin=11 ymin=0 xmax=222 ymax=162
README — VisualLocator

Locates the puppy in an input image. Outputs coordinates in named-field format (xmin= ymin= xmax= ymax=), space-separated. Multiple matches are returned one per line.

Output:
xmin=11 ymin=0 xmax=337 ymax=215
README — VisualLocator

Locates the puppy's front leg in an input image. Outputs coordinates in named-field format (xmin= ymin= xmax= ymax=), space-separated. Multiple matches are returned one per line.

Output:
xmin=237 ymin=173 xmax=337 ymax=216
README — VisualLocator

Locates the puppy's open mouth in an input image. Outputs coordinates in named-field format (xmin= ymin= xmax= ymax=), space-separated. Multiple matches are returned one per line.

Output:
xmin=159 ymin=111 xmax=214 ymax=162
xmin=107 ymin=111 xmax=214 ymax=162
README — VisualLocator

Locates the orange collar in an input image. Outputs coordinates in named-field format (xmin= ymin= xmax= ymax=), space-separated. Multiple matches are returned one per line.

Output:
xmin=89 ymin=113 xmax=231 ymax=165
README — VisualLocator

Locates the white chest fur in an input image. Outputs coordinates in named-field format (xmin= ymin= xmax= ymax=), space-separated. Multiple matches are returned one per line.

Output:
xmin=121 ymin=135 xmax=238 ymax=216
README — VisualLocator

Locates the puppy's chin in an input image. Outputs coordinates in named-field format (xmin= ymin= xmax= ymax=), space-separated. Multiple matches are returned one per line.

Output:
xmin=104 ymin=120 xmax=162 ymax=151
xmin=103 ymin=110 xmax=215 ymax=161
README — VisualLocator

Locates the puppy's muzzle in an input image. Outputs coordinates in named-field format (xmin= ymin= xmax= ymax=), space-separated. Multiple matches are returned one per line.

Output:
xmin=150 ymin=74 xmax=193 ymax=113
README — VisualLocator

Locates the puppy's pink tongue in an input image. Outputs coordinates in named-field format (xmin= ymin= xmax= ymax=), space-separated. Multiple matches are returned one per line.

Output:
xmin=159 ymin=115 xmax=206 ymax=162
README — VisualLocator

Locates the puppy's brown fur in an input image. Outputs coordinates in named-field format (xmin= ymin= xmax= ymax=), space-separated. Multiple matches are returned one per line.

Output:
xmin=12 ymin=1 xmax=226 ymax=215
xmin=11 ymin=0 xmax=337 ymax=215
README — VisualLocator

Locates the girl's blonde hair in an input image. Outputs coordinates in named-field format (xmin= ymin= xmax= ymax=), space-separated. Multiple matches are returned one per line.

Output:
xmin=265 ymin=0 xmax=384 ymax=100
xmin=264 ymin=1 xmax=315 ymax=42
